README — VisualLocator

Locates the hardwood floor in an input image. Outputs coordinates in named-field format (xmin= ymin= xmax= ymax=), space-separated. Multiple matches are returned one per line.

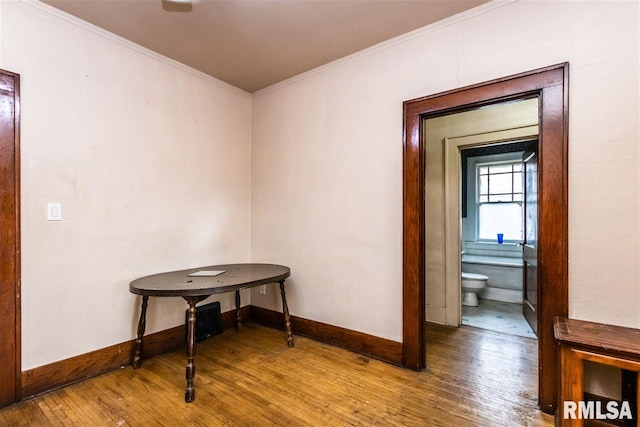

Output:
xmin=1 ymin=323 xmax=553 ymax=426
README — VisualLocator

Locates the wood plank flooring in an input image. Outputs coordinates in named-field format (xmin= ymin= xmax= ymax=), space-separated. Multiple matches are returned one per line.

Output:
xmin=0 ymin=323 xmax=554 ymax=426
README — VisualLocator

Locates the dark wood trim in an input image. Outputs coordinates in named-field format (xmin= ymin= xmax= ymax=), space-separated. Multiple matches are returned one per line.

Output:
xmin=22 ymin=325 xmax=183 ymax=398
xmin=402 ymin=63 xmax=569 ymax=413
xmin=21 ymin=305 xmax=250 ymax=398
xmin=0 ymin=69 xmax=21 ymax=407
xmin=14 ymin=72 xmax=22 ymax=406
xmin=250 ymin=306 xmax=403 ymax=365
xmin=222 ymin=304 xmax=252 ymax=328
xmin=20 ymin=304 xmax=400 ymax=399
xmin=20 ymin=304 xmax=400 ymax=398
xmin=402 ymin=88 xmax=426 ymax=371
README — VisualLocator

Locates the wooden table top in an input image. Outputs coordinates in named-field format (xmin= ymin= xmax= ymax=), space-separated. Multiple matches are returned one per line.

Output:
xmin=129 ymin=263 xmax=290 ymax=297
xmin=554 ymin=316 xmax=640 ymax=360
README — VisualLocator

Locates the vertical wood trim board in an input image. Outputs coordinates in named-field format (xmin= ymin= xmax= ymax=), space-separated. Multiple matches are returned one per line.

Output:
xmin=0 ymin=69 xmax=21 ymax=407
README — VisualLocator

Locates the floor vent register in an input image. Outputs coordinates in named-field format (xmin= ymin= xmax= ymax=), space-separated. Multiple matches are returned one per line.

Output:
xmin=185 ymin=301 xmax=223 ymax=342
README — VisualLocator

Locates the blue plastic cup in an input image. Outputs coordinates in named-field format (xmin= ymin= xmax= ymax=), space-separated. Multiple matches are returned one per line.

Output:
xmin=497 ymin=233 xmax=504 ymax=244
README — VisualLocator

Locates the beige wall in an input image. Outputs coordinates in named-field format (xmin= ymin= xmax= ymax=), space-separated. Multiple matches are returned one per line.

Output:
xmin=251 ymin=0 xmax=640 ymax=342
xmin=1 ymin=1 xmax=252 ymax=369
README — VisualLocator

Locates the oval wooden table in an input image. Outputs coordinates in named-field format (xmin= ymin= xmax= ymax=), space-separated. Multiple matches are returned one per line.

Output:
xmin=129 ymin=263 xmax=293 ymax=402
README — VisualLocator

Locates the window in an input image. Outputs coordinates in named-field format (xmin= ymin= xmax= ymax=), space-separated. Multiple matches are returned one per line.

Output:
xmin=476 ymin=161 xmax=523 ymax=241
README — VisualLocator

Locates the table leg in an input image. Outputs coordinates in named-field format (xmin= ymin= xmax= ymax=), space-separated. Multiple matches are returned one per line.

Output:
xmin=183 ymin=296 xmax=201 ymax=403
xmin=279 ymin=280 xmax=294 ymax=347
xmin=235 ymin=290 xmax=242 ymax=329
xmin=132 ymin=295 xmax=148 ymax=369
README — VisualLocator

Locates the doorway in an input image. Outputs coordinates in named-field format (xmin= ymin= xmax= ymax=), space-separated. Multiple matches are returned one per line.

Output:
xmin=402 ymin=64 xmax=568 ymax=414
xmin=0 ymin=69 xmax=21 ymax=408
xmin=458 ymin=139 xmax=537 ymax=338
xmin=425 ymin=97 xmax=539 ymax=333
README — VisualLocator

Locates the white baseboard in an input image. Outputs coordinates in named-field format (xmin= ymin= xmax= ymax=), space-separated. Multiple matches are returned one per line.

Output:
xmin=479 ymin=287 xmax=522 ymax=304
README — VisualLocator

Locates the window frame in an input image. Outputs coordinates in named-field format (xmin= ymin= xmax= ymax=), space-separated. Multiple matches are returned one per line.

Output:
xmin=476 ymin=159 xmax=523 ymax=204
xmin=466 ymin=152 xmax=525 ymax=244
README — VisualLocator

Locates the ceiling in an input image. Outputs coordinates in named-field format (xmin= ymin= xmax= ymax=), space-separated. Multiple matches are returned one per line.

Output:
xmin=42 ymin=0 xmax=490 ymax=93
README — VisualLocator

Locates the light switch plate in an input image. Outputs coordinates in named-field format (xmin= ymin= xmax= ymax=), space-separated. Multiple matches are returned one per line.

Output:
xmin=47 ymin=202 xmax=62 ymax=221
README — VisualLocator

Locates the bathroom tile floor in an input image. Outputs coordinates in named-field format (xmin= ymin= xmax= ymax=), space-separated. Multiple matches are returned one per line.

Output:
xmin=462 ymin=299 xmax=536 ymax=339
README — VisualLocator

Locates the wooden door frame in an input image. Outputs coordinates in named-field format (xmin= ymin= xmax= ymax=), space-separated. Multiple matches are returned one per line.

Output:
xmin=0 ymin=68 xmax=21 ymax=407
xmin=402 ymin=63 xmax=568 ymax=413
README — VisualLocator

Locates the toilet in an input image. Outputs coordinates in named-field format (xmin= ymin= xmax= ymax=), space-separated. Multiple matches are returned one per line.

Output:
xmin=461 ymin=272 xmax=488 ymax=307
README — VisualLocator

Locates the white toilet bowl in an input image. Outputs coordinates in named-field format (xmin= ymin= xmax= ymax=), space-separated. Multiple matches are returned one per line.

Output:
xmin=461 ymin=272 xmax=488 ymax=307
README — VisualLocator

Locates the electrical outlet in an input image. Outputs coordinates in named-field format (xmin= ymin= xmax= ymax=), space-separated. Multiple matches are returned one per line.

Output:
xmin=259 ymin=285 xmax=266 ymax=295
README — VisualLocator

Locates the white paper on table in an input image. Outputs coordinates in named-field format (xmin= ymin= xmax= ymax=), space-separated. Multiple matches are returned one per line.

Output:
xmin=187 ymin=270 xmax=226 ymax=277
